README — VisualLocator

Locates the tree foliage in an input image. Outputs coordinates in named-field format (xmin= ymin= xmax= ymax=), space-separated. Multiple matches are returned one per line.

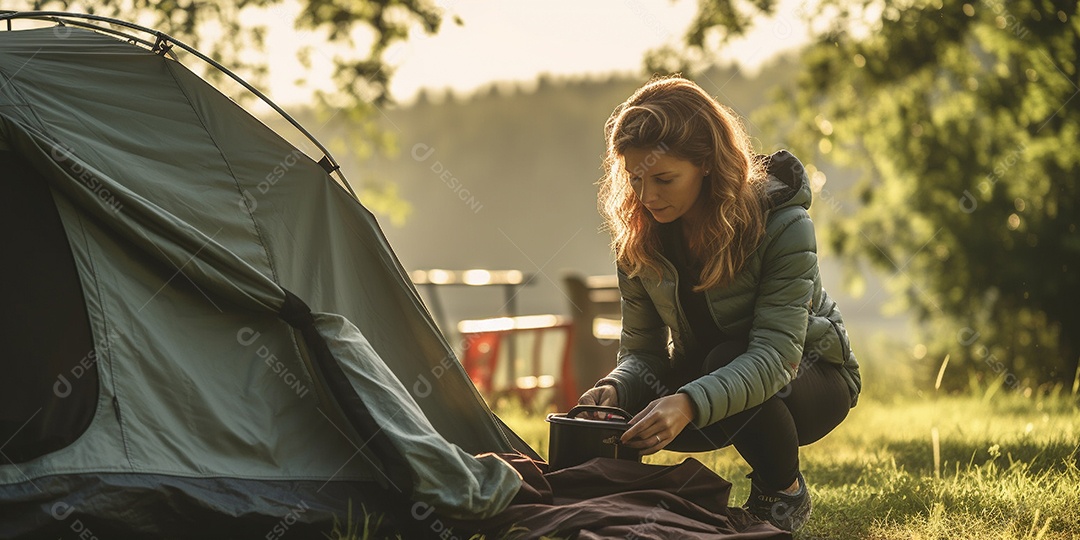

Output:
xmin=677 ymin=0 xmax=1080 ymax=388
xmin=16 ymin=0 xmax=449 ymax=221
xmin=23 ymin=0 xmax=442 ymax=106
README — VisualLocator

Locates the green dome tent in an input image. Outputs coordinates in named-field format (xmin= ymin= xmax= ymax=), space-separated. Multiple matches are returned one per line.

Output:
xmin=0 ymin=12 xmax=532 ymax=537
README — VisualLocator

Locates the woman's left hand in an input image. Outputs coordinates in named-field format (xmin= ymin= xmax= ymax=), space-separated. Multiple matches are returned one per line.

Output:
xmin=619 ymin=393 xmax=695 ymax=455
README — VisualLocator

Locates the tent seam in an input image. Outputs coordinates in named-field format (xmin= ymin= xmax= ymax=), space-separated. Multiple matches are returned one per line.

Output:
xmin=0 ymin=65 xmax=53 ymax=135
xmin=71 ymin=209 xmax=136 ymax=471
xmin=160 ymin=59 xmax=281 ymax=286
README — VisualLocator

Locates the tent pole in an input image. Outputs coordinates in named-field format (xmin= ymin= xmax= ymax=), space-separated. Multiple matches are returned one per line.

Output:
xmin=0 ymin=10 xmax=357 ymax=200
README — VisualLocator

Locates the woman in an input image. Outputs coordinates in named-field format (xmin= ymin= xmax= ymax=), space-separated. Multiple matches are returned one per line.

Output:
xmin=578 ymin=76 xmax=863 ymax=532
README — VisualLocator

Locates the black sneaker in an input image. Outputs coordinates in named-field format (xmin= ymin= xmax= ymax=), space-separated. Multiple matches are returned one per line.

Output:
xmin=743 ymin=471 xmax=812 ymax=532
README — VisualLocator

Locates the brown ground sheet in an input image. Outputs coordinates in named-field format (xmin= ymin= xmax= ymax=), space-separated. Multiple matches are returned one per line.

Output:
xmin=450 ymin=454 xmax=791 ymax=539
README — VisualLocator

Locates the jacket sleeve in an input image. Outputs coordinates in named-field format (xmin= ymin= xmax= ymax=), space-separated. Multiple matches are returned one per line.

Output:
xmin=677 ymin=209 xmax=817 ymax=428
xmin=595 ymin=266 xmax=672 ymax=413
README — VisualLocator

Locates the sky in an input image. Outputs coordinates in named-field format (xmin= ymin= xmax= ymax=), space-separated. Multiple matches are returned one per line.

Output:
xmin=258 ymin=0 xmax=815 ymax=105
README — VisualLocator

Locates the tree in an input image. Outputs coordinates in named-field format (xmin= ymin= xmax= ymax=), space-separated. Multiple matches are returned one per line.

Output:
xmin=670 ymin=0 xmax=1080 ymax=388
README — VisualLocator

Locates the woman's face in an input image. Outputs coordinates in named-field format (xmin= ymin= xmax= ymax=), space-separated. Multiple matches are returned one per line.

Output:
xmin=622 ymin=147 xmax=707 ymax=224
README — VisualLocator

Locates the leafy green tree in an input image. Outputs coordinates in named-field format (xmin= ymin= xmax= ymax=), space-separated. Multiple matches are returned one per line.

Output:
xmin=671 ymin=0 xmax=1080 ymax=388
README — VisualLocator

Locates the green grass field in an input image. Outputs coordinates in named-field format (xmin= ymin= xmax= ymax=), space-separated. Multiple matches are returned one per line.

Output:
xmin=496 ymin=385 xmax=1080 ymax=539
xmin=332 ymin=387 xmax=1078 ymax=539
xmin=331 ymin=353 xmax=1079 ymax=540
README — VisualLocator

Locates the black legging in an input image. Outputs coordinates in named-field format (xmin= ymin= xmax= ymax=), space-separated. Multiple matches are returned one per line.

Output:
xmin=663 ymin=340 xmax=851 ymax=492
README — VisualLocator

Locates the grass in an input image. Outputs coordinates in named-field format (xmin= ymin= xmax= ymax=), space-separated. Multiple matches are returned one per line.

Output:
xmin=329 ymin=381 xmax=1079 ymax=539
xmin=499 ymin=385 xmax=1080 ymax=539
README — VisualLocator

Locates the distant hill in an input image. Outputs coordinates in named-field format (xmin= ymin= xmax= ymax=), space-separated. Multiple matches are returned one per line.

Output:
xmin=268 ymin=57 xmax=909 ymax=345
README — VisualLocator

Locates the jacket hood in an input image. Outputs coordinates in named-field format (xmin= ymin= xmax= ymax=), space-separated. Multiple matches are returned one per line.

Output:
xmin=763 ymin=150 xmax=812 ymax=211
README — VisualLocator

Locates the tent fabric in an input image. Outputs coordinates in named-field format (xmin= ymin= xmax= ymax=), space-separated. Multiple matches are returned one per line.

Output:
xmin=0 ymin=473 xmax=414 ymax=539
xmin=0 ymin=25 xmax=523 ymax=529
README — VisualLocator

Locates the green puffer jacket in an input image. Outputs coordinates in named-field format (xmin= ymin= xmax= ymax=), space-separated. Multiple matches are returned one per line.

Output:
xmin=598 ymin=150 xmax=862 ymax=429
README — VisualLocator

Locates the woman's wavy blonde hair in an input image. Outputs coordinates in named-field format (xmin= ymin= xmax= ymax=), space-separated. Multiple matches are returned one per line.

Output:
xmin=599 ymin=75 xmax=768 ymax=291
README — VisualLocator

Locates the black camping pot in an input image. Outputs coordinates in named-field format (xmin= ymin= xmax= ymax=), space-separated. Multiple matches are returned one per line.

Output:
xmin=545 ymin=405 xmax=641 ymax=471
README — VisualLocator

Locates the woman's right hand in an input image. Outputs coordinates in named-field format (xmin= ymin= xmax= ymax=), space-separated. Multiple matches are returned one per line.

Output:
xmin=577 ymin=385 xmax=619 ymax=418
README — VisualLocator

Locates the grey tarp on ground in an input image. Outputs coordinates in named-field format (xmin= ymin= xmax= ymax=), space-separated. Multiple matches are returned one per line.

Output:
xmin=0 ymin=25 xmax=521 ymax=527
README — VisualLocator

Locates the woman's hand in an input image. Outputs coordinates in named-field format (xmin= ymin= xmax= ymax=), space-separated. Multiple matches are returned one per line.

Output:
xmin=620 ymin=393 xmax=694 ymax=455
xmin=577 ymin=385 xmax=619 ymax=419
xmin=578 ymin=384 xmax=618 ymax=407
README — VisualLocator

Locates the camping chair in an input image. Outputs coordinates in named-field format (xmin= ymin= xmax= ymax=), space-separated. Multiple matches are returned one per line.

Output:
xmin=562 ymin=273 xmax=622 ymax=402
xmin=458 ymin=315 xmax=575 ymax=411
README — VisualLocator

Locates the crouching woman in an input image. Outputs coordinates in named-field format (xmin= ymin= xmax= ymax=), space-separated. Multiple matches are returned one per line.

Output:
xmin=578 ymin=76 xmax=862 ymax=532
